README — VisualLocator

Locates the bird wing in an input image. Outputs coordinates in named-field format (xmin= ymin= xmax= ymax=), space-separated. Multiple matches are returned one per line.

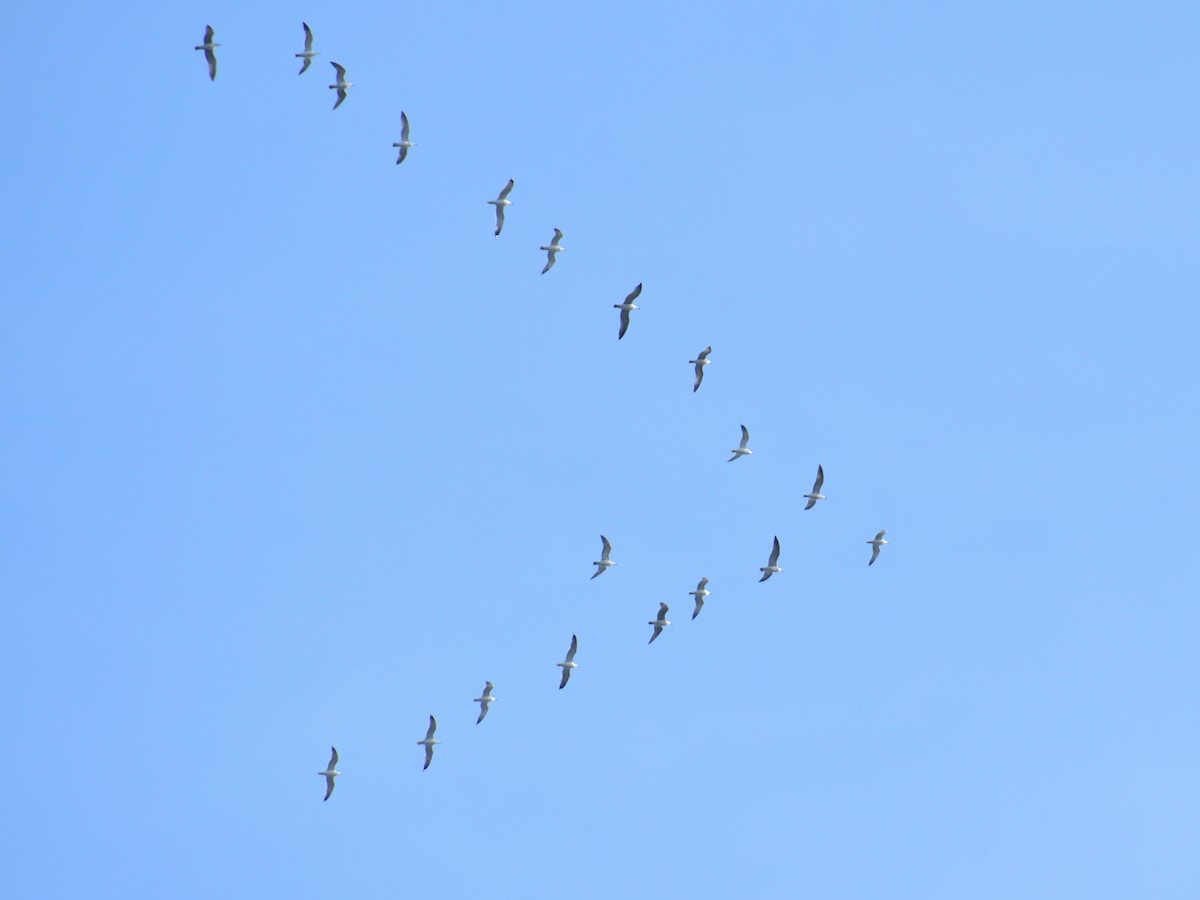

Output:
xmin=204 ymin=25 xmax=215 ymax=43
xmin=813 ymin=464 xmax=825 ymax=494
xmin=600 ymin=535 xmax=612 ymax=560
xmin=692 ymin=596 xmax=704 ymax=618
xmin=768 ymin=536 xmax=781 ymax=567
xmin=698 ymin=345 xmax=712 ymax=360
xmin=618 ymin=307 xmax=631 ymax=339
xmin=395 ymin=146 xmax=408 ymax=165
xmin=400 ymin=111 xmax=410 ymax=141
xmin=303 ymin=22 xmax=314 ymax=51
xmin=876 ymin=530 xmax=888 ymax=540
xmin=758 ymin=569 xmax=772 ymax=582
xmin=739 ymin=424 xmax=751 ymax=449
xmin=559 ymin=667 xmax=572 ymax=689
xmin=494 ymin=205 xmax=506 ymax=235
xmin=803 ymin=496 xmax=817 ymax=510
xmin=476 ymin=702 xmax=489 ymax=724
xmin=323 ymin=774 xmax=336 ymax=801
xmin=552 ymin=228 xmax=563 ymax=244
xmin=206 ymin=49 xmax=217 ymax=80
xmin=649 ymin=624 xmax=663 ymax=644
xmin=327 ymin=747 xmax=339 ymax=770
xmin=298 ymin=57 xmax=311 ymax=75
xmin=696 ymin=577 xmax=709 ymax=591
xmin=658 ymin=602 xmax=670 ymax=618
xmin=425 ymin=716 xmax=438 ymax=740
xmin=484 ymin=681 xmax=494 ymax=694
xmin=624 ymin=283 xmax=643 ymax=304
xmin=693 ymin=364 xmax=704 ymax=392
xmin=565 ymin=634 xmax=578 ymax=663
xmin=331 ymin=61 xmax=346 ymax=80
xmin=869 ymin=544 xmax=881 ymax=565
xmin=542 ymin=250 xmax=557 ymax=274
xmin=423 ymin=744 xmax=434 ymax=769
xmin=497 ymin=178 xmax=515 ymax=201
xmin=333 ymin=89 xmax=346 ymax=110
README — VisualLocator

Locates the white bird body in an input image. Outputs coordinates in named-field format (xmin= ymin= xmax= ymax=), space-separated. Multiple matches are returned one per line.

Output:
xmin=803 ymin=465 xmax=826 ymax=509
xmin=648 ymin=603 xmax=672 ymax=643
xmin=759 ymin=536 xmax=783 ymax=581
xmin=317 ymin=746 xmax=340 ymax=801
xmin=539 ymin=229 xmax=564 ymax=274
xmin=328 ymin=62 xmax=352 ymax=109
xmin=473 ymin=682 xmax=496 ymax=724
xmin=195 ymin=25 xmax=220 ymax=81
xmin=689 ymin=577 xmax=711 ymax=619
xmin=295 ymin=22 xmax=319 ymax=74
xmin=416 ymin=715 xmax=441 ymax=769
xmin=591 ymin=534 xmax=615 ymax=579
xmin=867 ymin=530 xmax=889 ymax=565
xmin=557 ymin=634 xmax=580 ymax=688
xmin=488 ymin=179 xmax=515 ymax=235
xmin=729 ymin=423 xmax=753 ymax=461
xmin=689 ymin=346 xmax=712 ymax=392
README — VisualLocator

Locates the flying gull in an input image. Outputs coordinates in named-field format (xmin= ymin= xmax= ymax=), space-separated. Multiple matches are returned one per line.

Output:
xmin=689 ymin=346 xmax=712 ymax=392
xmin=329 ymin=62 xmax=352 ymax=110
xmin=557 ymin=634 xmax=579 ymax=689
xmin=867 ymin=530 xmax=889 ymax=566
xmin=540 ymin=229 xmax=564 ymax=274
xmin=488 ymin=179 xmax=515 ymax=236
xmin=759 ymin=536 xmax=782 ymax=581
xmin=195 ymin=26 xmax=220 ymax=81
xmin=803 ymin=465 xmax=826 ymax=510
xmin=473 ymin=682 xmax=496 ymax=724
xmin=295 ymin=22 xmax=319 ymax=74
xmin=392 ymin=111 xmax=414 ymax=164
xmin=689 ymin=577 xmax=711 ymax=619
xmin=648 ymin=602 xmax=672 ymax=644
xmin=728 ymin=424 xmax=753 ymax=461
xmin=615 ymin=283 xmax=643 ymax=339
xmin=591 ymin=534 xmax=615 ymax=579
xmin=416 ymin=715 xmax=440 ymax=770
xmin=317 ymin=746 xmax=340 ymax=801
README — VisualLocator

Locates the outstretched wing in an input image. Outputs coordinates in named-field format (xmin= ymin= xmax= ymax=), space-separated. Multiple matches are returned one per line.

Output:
xmin=331 ymin=61 xmax=346 ymax=80
xmin=618 ymin=307 xmax=631 ymax=339
xmin=327 ymin=747 xmax=339 ymax=770
xmin=298 ymin=57 xmax=311 ymax=75
xmin=395 ymin=145 xmax=408 ymax=165
xmin=494 ymin=204 xmax=506 ymax=236
xmin=323 ymin=774 xmax=336 ymax=801
xmin=203 ymin=25 xmax=215 ymax=43
xmin=425 ymin=715 xmax=437 ymax=740
xmin=565 ymin=634 xmax=579 ymax=663
xmin=332 ymin=88 xmax=346 ymax=110
xmin=303 ymin=22 xmax=314 ymax=51
xmin=692 ymin=596 xmax=704 ymax=619
xmin=697 ymin=345 xmax=712 ymax=360
xmin=423 ymin=744 xmax=435 ymax=769
xmin=739 ymin=424 xmax=751 ymax=449
xmin=812 ymin=464 xmax=825 ymax=494
xmin=400 ymin=111 xmax=410 ymax=141
xmin=768 ymin=536 xmax=781 ymax=567
xmin=869 ymin=544 xmax=881 ymax=565
xmin=559 ymin=667 xmax=572 ymax=689
xmin=693 ymin=363 xmax=704 ymax=392
xmin=657 ymin=602 xmax=670 ymax=618
xmin=497 ymin=178 xmax=515 ymax=201
xmin=624 ymin=283 xmax=643 ymax=304
xmin=695 ymin=577 xmax=709 ymax=592
xmin=649 ymin=624 xmax=663 ymax=644
xmin=600 ymin=535 xmax=612 ymax=560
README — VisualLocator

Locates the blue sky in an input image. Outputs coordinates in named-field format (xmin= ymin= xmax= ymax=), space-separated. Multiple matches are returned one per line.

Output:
xmin=3 ymin=2 xmax=1199 ymax=897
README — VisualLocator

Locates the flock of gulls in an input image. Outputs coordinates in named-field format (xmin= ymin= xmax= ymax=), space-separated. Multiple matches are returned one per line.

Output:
xmin=193 ymin=23 xmax=891 ymax=801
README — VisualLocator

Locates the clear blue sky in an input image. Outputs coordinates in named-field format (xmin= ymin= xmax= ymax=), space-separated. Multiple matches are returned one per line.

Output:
xmin=3 ymin=2 xmax=1199 ymax=897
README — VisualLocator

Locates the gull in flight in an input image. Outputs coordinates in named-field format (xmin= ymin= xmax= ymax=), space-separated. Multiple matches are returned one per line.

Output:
xmin=803 ymin=465 xmax=826 ymax=510
xmin=488 ymin=179 xmax=515 ymax=236
xmin=329 ymin=62 xmax=352 ymax=110
xmin=615 ymin=283 xmax=642 ymax=339
xmin=648 ymin=603 xmax=672 ymax=644
xmin=689 ymin=346 xmax=712 ymax=392
xmin=392 ymin=111 xmax=414 ymax=164
xmin=540 ymin=229 xmax=564 ymax=274
xmin=689 ymin=577 xmax=711 ymax=619
xmin=317 ymin=746 xmax=340 ymax=801
xmin=557 ymin=634 xmax=579 ymax=689
xmin=195 ymin=25 xmax=220 ymax=81
xmin=728 ymin=424 xmax=753 ymax=461
xmin=473 ymin=682 xmax=496 ymax=724
xmin=867 ymin=530 xmax=889 ymax=566
xmin=759 ymin=536 xmax=782 ymax=581
xmin=295 ymin=22 xmax=319 ymax=74
xmin=416 ymin=715 xmax=440 ymax=770
xmin=591 ymin=534 xmax=615 ymax=579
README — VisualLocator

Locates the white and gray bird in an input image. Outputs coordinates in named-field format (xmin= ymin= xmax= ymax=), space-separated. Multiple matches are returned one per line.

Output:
xmin=615 ymin=283 xmax=643 ymax=339
xmin=473 ymin=682 xmax=496 ymax=724
xmin=557 ymin=634 xmax=579 ymax=689
xmin=488 ymin=179 xmax=515 ymax=236
xmin=195 ymin=25 xmax=220 ymax=81
xmin=392 ymin=111 xmax=414 ymax=164
xmin=867 ymin=530 xmax=889 ymax=566
xmin=648 ymin=603 xmax=672 ymax=644
xmin=803 ymin=465 xmax=826 ymax=510
xmin=540 ymin=229 xmax=564 ymax=274
xmin=689 ymin=346 xmax=712 ymax=392
xmin=729 ymin=424 xmax=753 ymax=461
xmin=416 ymin=715 xmax=440 ymax=770
xmin=295 ymin=22 xmax=319 ymax=74
xmin=317 ymin=746 xmax=340 ymax=801
xmin=591 ymin=534 xmax=615 ymax=579
xmin=759 ymin=536 xmax=782 ymax=581
xmin=328 ymin=62 xmax=352 ymax=110
xmin=689 ymin=577 xmax=711 ymax=619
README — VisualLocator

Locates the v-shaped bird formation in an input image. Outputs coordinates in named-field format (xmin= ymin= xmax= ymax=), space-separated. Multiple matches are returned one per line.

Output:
xmin=189 ymin=20 xmax=891 ymax=799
